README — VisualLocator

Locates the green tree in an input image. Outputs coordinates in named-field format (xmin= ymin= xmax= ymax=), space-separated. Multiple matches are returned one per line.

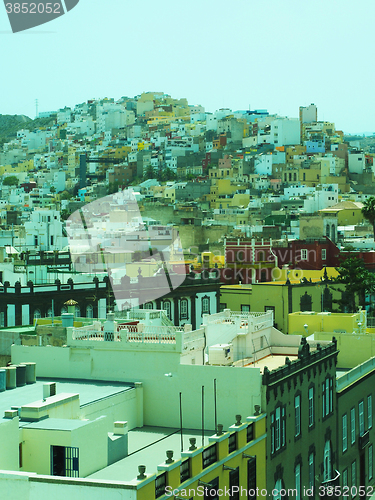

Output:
xmin=3 ymin=176 xmax=18 ymax=186
xmin=362 ymin=197 xmax=375 ymax=239
xmin=334 ymin=257 xmax=375 ymax=312
xmin=106 ymin=181 xmax=120 ymax=195
xmin=144 ymin=165 xmax=155 ymax=180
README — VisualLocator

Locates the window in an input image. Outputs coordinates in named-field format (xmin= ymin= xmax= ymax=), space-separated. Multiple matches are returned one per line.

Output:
xmin=295 ymin=463 xmax=301 ymax=500
xmin=202 ymin=296 xmax=210 ymax=315
xmin=51 ymin=445 xmax=79 ymax=477
xmin=351 ymin=407 xmax=356 ymax=445
xmin=204 ymin=476 xmax=219 ymax=500
xmin=323 ymin=441 xmax=331 ymax=482
xmin=322 ymin=248 xmax=327 ymax=260
xmin=144 ymin=302 xmax=153 ymax=309
xmin=308 ymin=387 xmax=314 ymax=427
xmin=308 ymin=453 xmax=314 ymax=490
xmin=342 ymin=469 xmax=348 ymax=497
xmin=180 ymin=298 xmax=188 ymax=320
xmin=351 ymin=461 xmax=356 ymax=495
xmin=247 ymin=457 xmax=256 ymax=500
xmin=228 ymin=433 xmax=237 ymax=453
xmin=359 ymin=400 xmax=365 ymax=436
xmin=322 ymin=376 xmax=333 ymax=418
xmin=202 ymin=444 xmax=217 ymax=468
xmin=155 ymin=472 xmax=167 ymax=498
xmin=229 ymin=467 xmax=239 ymax=500
xmin=368 ymin=395 xmax=373 ymax=430
xmin=247 ymin=423 xmax=254 ymax=442
xmin=241 ymin=304 xmax=250 ymax=312
xmin=273 ymin=479 xmax=286 ymax=500
xmin=271 ymin=405 xmax=286 ymax=454
xmin=86 ymin=304 xmax=93 ymax=318
xmin=180 ymin=459 xmax=190 ymax=483
xmin=301 ymin=249 xmax=308 ymax=260
xmin=369 ymin=445 xmax=373 ymax=481
xmin=220 ymin=303 xmax=227 ymax=312
xmin=162 ymin=300 xmax=171 ymax=320
xmin=295 ymin=394 xmax=301 ymax=437
xmin=342 ymin=414 xmax=348 ymax=452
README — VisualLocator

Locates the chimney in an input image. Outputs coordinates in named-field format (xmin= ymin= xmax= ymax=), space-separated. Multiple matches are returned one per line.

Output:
xmin=113 ymin=421 xmax=128 ymax=435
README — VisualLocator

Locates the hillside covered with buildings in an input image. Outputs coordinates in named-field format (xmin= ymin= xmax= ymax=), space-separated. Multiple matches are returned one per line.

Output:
xmin=2 ymin=93 xmax=375 ymax=499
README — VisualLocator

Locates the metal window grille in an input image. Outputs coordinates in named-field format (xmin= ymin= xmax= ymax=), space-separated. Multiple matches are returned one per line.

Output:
xmin=202 ymin=443 xmax=217 ymax=468
xmin=65 ymin=446 xmax=79 ymax=477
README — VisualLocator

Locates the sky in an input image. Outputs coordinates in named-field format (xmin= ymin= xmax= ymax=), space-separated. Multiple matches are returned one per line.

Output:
xmin=0 ymin=0 xmax=374 ymax=135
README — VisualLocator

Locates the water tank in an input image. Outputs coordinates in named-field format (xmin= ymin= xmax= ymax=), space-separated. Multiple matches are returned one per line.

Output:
xmin=0 ymin=369 xmax=5 ymax=392
xmin=62 ymin=313 xmax=74 ymax=328
xmin=22 ymin=362 xmax=36 ymax=384
xmin=15 ymin=364 xmax=26 ymax=387
xmin=5 ymin=366 xmax=16 ymax=389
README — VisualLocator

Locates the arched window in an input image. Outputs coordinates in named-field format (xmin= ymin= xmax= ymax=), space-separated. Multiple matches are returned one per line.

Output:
xmin=202 ymin=296 xmax=210 ymax=315
xmin=273 ymin=479 xmax=286 ymax=500
xmin=180 ymin=298 xmax=188 ymax=320
xmin=162 ymin=300 xmax=171 ymax=320
xmin=323 ymin=440 xmax=332 ymax=482
xmin=75 ymin=306 xmax=81 ymax=317
xmin=144 ymin=302 xmax=153 ymax=309
xmin=331 ymin=224 xmax=336 ymax=243
xmin=300 ymin=292 xmax=312 ymax=312
xmin=86 ymin=304 xmax=94 ymax=318
xmin=61 ymin=306 xmax=67 ymax=315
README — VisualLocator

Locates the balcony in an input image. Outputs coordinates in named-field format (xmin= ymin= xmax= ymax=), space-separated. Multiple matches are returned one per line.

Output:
xmin=319 ymin=470 xmax=340 ymax=499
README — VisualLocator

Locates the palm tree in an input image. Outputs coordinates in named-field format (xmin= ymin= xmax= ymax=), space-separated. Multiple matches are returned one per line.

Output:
xmin=362 ymin=197 xmax=375 ymax=239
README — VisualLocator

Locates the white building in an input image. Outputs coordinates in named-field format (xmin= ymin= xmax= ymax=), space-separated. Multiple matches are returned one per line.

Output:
xmin=269 ymin=118 xmax=301 ymax=147
xmin=348 ymin=151 xmax=365 ymax=174
xmin=24 ymin=210 xmax=66 ymax=250
xmin=254 ymin=154 xmax=272 ymax=176
xmin=299 ymin=103 xmax=317 ymax=123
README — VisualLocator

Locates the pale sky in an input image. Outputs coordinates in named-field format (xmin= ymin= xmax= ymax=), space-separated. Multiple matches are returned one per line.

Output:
xmin=1 ymin=0 xmax=374 ymax=135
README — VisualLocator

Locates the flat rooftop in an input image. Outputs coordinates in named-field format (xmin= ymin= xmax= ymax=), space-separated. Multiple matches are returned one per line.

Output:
xmin=23 ymin=417 xmax=93 ymax=431
xmin=243 ymin=354 xmax=299 ymax=373
xmin=89 ymin=426 xmax=215 ymax=482
xmin=0 ymin=378 xmax=133 ymax=426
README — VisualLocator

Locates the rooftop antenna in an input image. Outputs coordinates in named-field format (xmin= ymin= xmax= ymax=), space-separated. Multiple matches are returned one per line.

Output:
xmin=35 ymin=99 xmax=38 ymax=119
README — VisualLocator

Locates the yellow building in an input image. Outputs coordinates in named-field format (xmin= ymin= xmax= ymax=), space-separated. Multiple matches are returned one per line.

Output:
xmin=134 ymin=414 xmax=266 ymax=500
xmin=221 ymin=270 xmax=341 ymax=333
xmin=319 ymin=200 xmax=364 ymax=225
xmin=288 ymin=310 xmax=366 ymax=337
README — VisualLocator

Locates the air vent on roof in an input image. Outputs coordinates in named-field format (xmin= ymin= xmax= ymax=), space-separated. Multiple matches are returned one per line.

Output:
xmin=43 ymin=382 xmax=56 ymax=400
